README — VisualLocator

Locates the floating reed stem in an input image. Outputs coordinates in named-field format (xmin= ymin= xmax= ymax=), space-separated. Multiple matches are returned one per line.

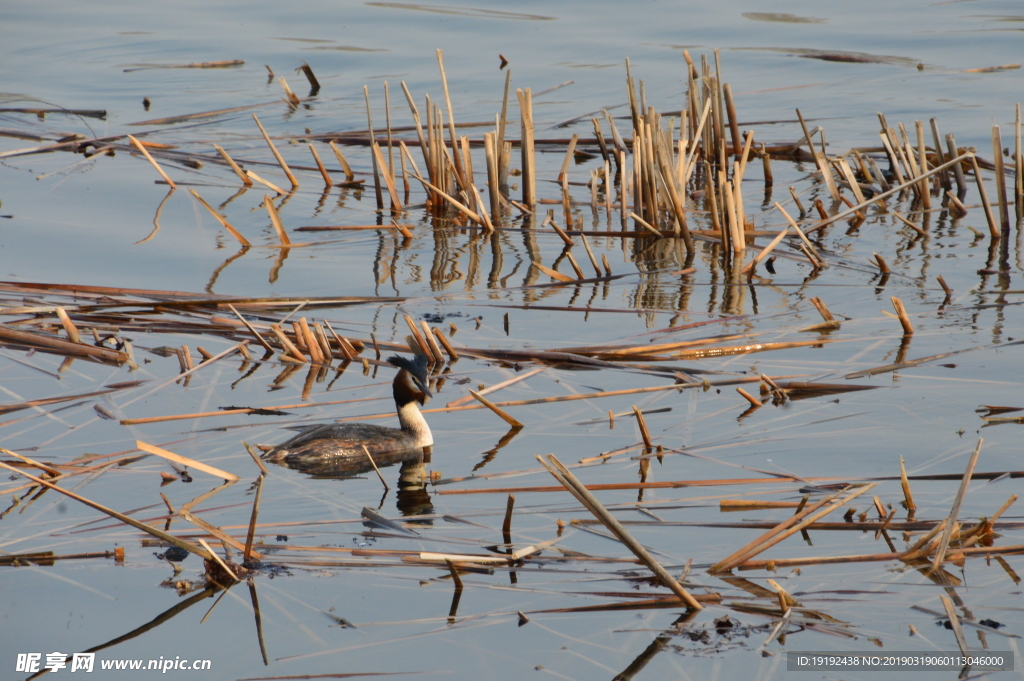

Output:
xmin=0 ymin=461 xmax=213 ymax=561
xmin=252 ymin=114 xmax=298 ymax=189
xmin=126 ymin=134 xmax=176 ymax=188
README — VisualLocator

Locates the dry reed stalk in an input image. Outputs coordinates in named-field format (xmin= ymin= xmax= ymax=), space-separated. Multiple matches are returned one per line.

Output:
xmin=243 ymin=170 xmax=285 ymax=194
xmin=720 ymin=500 xmax=801 ymax=510
xmin=807 ymin=152 xmax=972 ymax=234
xmin=54 ymin=308 xmax=80 ymax=343
xmin=446 ymin=366 xmax=544 ymax=408
xmin=723 ymin=83 xmax=740 ymax=155
xmin=298 ymin=318 xmax=322 ymax=363
xmin=736 ymin=387 xmax=761 ymax=407
xmin=900 ymin=456 xmax=916 ymax=511
xmin=539 ymin=454 xmax=703 ymax=610
xmin=890 ymin=296 xmax=914 ymax=335
xmin=709 ymin=484 xmax=875 ymax=572
xmin=242 ymin=474 xmax=264 ymax=564
xmin=431 ymin=327 xmax=459 ymax=362
xmin=402 ymin=314 xmax=430 ymax=358
xmin=0 ymin=461 xmax=214 ymax=560
xmin=312 ymin=323 xmax=333 ymax=360
xmin=632 ymin=406 xmax=653 ymax=448
xmin=483 ymin=132 xmax=500 ymax=221
xmin=470 ymin=390 xmax=524 ymax=427
xmin=809 ymin=297 xmax=836 ymax=323
xmin=264 ymin=196 xmax=291 ymax=246
xmin=873 ymin=253 xmax=890 ymax=274
xmin=944 ymin=134 xmax=967 ymax=194
xmin=327 ymin=321 xmax=364 ymax=358
xmin=126 ymin=134 xmax=176 ymax=188
xmin=327 ymin=142 xmax=355 ymax=181
xmin=308 ymin=144 xmax=332 ymax=188
xmin=629 ymin=212 xmax=663 ymax=238
xmin=436 ymin=50 xmax=466 ymax=189
xmin=741 ymin=226 xmax=788 ymax=274
xmin=565 ymin=252 xmax=586 ymax=280
xmin=197 ymin=538 xmax=240 ymax=584
xmin=269 ymin=324 xmax=306 ymax=362
xmin=517 ymin=88 xmax=536 ymax=208
xmin=212 ymin=144 xmax=252 ymax=186
xmin=371 ymin=142 xmax=403 ymax=209
xmin=558 ymin=134 xmax=578 ymax=183
xmin=892 ymin=212 xmax=926 ymax=237
xmin=136 ymin=441 xmax=239 ymax=481
xmin=290 ymin=322 xmax=308 ymax=353
xmin=796 ymin=109 xmax=840 ymax=201
xmin=970 ymin=155 xmax=1000 ymax=238
xmin=1017 ymin=104 xmax=1023 ymax=220
xmin=931 ymin=439 xmax=983 ymax=570
xmin=940 ymin=595 xmax=970 ymax=657
xmin=937 ymin=276 xmax=952 ymax=296
xmin=251 ymin=114 xmax=297 ymax=188
xmin=419 ymin=320 xmax=445 ymax=364
xmin=189 ymin=189 xmax=251 ymax=246
xmin=835 ymin=157 xmax=866 ymax=205
xmin=361 ymin=445 xmax=389 ymax=491
xmin=914 ymin=121 xmax=931 ymax=207
xmin=992 ymin=125 xmax=1010 ymax=231
xmin=363 ymin=86 xmax=385 ymax=209
xmin=0 ymin=325 xmax=127 ymax=362
xmin=180 ymin=509 xmax=259 ymax=560
xmin=533 ymin=260 xmax=574 ymax=283
xmin=408 ymin=169 xmax=484 ymax=224
xmin=227 ymin=304 xmax=274 ymax=353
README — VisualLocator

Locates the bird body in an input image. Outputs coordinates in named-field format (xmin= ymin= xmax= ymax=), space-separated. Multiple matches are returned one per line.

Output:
xmin=264 ymin=354 xmax=433 ymax=467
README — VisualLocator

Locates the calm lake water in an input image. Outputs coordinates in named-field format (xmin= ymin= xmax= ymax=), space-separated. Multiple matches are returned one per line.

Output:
xmin=2 ymin=1 xmax=1024 ymax=679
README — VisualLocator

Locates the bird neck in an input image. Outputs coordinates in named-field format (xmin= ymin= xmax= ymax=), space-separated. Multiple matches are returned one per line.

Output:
xmin=396 ymin=398 xmax=433 ymax=447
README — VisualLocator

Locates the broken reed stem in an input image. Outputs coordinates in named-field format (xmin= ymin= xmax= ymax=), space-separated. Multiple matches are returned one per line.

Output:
xmin=228 ymin=304 xmax=274 ymax=353
xmin=709 ymin=484 xmax=876 ymax=572
xmin=362 ymin=445 xmax=390 ymax=491
xmin=632 ymin=406 xmax=653 ymax=448
xmin=806 ymin=152 xmax=974 ymax=234
xmin=431 ymin=327 xmax=459 ymax=361
xmin=900 ymin=456 xmax=916 ymax=511
xmin=126 ymin=134 xmax=176 ymax=188
xmin=502 ymin=494 xmax=516 ymax=539
xmin=243 ymin=474 xmax=264 ymax=563
xmin=539 ymin=454 xmax=703 ymax=610
xmin=741 ymin=225 xmax=788 ymax=273
xmin=419 ymin=320 xmax=445 ymax=364
xmin=54 ymin=308 xmax=80 ymax=343
xmin=970 ymin=155 xmax=1000 ymax=238
xmin=940 ymin=595 xmax=971 ymax=657
xmin=252 ymin=114 xmax=298 ymax=189
xmin=136 ymin=440 xmax=239 ymax=481
xmin=189 ymin=189 xmax=251 ymax=246
xmin=931 ymin=438 xmax=983 ymax=570
xmin=328 ymin=142 xmax=356 ymax=181
xmin=264 ymin=196 xmax=291 ymax=246
xmin=470 ymin=390 xmax=524 ymax=428
xmin=937 ymin=275 xmax=952 ymax=297
xmin=308 ymin=144 xmax=332 ymax=188
xmin=890 ymin=296 xmax=914 ymax=335
xmin=992 ymin=125 xmax=1010 ymax=232
xmin=213 ymin=144 xmax=252 ymax=186
xmin=0 ymin=461 xmax=213 ymax=560
xmin=736 ymin=387 xmax=761 ymax=407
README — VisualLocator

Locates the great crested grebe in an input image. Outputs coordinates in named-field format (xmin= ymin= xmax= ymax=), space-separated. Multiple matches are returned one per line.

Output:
xmin=264 ymin=354 xmax=433 ymax=466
